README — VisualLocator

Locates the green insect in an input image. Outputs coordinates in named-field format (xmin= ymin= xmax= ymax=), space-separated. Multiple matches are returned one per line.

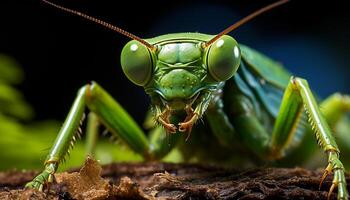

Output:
xmin=27 ymin=0 xmax=350 ymax=199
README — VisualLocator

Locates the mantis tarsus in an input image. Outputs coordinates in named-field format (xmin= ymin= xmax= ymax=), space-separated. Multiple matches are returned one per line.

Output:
xmin=26 ymin=0 xmax=350 ymax=199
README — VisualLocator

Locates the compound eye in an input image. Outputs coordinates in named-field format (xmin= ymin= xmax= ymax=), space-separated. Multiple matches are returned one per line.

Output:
xmin=206 ymin=35 xmax=241 ymax=81
xmin=120 ymin=40 xmax=153 ymax=86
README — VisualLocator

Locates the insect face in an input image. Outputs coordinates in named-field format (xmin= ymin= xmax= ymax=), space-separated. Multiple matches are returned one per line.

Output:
xmin=121 ymin=35 xmax=240 ymax=112
xmin=119 ymin=34 xmax=241 ymax=134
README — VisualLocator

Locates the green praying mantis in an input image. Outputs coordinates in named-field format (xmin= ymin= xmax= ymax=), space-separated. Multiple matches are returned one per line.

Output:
xmin=26 ymin=0 xmax=350 ymax=199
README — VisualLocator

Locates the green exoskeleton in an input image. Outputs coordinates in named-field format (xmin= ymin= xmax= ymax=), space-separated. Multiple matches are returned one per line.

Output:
xmin=27 ymin=0 xmax=350 ymax=199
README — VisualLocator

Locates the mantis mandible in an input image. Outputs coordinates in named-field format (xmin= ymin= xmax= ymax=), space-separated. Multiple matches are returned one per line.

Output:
xmin=26 ymin=0 xmax=350 ymax=199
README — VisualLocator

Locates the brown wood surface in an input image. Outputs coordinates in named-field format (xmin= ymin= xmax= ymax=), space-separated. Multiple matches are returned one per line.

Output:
xmin=0 ymin=158 xmax=349 ymax=200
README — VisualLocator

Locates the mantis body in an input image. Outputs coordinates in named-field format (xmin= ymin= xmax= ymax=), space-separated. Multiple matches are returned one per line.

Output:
xmin=27 ymin=0 xmax=350 ymax=199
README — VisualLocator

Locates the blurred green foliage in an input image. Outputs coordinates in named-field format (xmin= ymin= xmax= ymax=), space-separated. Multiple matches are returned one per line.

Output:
xmin=0 ymin=54 xmax=66 ymax=170
xmin=0 ymin=55 xmax=142 ymax=171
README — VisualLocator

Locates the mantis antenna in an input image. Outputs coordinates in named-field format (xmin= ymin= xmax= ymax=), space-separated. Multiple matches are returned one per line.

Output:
xmin=41 ymin=0 xmax=156 ymax=51
xmin=203 ymin=0 xmax=290 ymax=48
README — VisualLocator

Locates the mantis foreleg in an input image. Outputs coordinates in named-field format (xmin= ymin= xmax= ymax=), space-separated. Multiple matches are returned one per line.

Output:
xmin=269 ymin=77 xmax=348 ymax=200
xmin=26 ymin=81 xmax=178 ymax=190
xmin=224 ymin=77 xmax=348 ymax=199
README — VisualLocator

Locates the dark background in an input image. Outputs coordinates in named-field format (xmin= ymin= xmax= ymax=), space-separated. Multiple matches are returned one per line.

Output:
xmin=0 ymin=0 xmax=349 ymax=123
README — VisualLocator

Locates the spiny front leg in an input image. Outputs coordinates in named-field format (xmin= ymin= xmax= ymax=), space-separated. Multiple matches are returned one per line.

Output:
xmin=27 ymin=82 xmax=154 ymax=190
xmin=26 ymin=86 xmax=86 ymax=190
xmin=269 ymin=77 xmax=348 ymax=200
xmin=295 ymin=78 xmax=348 ymax=200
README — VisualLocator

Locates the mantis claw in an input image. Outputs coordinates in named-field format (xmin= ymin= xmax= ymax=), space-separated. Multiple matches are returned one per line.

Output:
xmin=178 ymin=121 xmax=193 ymax=133
xmin=178 ymin=105 xmax=198 ymax=133
xmin=178 ymin=113 xmax=198 ymax=141
xmin=319 ymin=163 xmax=332 ymax=190
xmin=26 ymin=173 xmax=51 ymax=191
xmin=26 ymin=164 xmax=56 ymax=191
xmin=319 ymin=151 xmax=349 ymax=200
xmin=328 ymin=182 xmax=336 ymax=200
xmin=156 ymin=105 xmax=177 ymax=133
xmin=164 ymin=123 xmax=177 ymax=133
xmin=178 ymin=122 xmax=192 ymax=141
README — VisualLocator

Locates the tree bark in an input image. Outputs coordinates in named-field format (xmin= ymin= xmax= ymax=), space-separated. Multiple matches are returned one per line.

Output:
xmin=0 ymin=158 xmax=349 ymax=200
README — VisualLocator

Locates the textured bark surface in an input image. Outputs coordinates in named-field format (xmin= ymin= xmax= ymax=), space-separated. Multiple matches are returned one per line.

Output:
xmin=0 ymin=158 xmax=349 ymax=200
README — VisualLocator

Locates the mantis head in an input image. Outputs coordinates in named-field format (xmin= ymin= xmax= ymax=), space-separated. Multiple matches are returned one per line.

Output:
xmin=120 ymin=34 xmax=240 ymax=134
xmin=41 ymin=0 xmax=288 ymax=135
